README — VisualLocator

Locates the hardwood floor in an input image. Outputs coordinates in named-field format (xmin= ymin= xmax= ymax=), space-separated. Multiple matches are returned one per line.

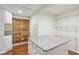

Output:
xmin=2 ymin=43 xmax=28 ymax=55
xmin=1 ymin=44 xmax=79 ymax=55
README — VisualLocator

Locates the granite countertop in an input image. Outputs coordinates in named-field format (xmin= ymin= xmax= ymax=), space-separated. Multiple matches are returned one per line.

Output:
xmin=30 ymin=36 xmax=70 ymax=51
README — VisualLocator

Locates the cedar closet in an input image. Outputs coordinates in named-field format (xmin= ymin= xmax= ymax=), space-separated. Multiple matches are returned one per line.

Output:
xmin=12 ymin=18 xmax=29 ymax=44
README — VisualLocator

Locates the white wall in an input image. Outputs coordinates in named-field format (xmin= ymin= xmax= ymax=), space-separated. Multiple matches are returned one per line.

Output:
xmin=0 ymin=8 xmax=4 ymax=52
xmin=4 ymin=10 xmax=12 ymax=53
xmin=56 ymin=16 xmax=77 ymax=37
xmin=30 ymin=14 xmax=38 ymax=38
xmin=56 ymin=13 xmax=79 ymax=51
xmin=38 ymin=13 xmax=56 ymax=36
xmin=76 ymin=15 xmax=79 ymax=51
xmin=0 ymin=8 xmax=12 ymax=54
xmin=30 ymin=12 xmax=56 ymax=38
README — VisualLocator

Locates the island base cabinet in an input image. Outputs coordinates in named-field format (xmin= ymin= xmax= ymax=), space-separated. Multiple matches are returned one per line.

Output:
xmin=28 ymin=40 xmax=68 ymax=55
xmin=28 ymin=40 xmax=44 ymax=55
xmin=44 ymin=43 xmax=68 ymax=55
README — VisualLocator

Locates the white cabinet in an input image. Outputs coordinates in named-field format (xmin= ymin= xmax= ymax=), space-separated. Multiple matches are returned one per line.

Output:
xmin=28 ymin=40 xmax=44 ymax=55
xmin=68 ymin=38 xmax=77 ymax=50
xmin=4 ymin=10 xmax=12 ymax=24
xmin=0 ymin=8 xmax=12 ymax=54
xmin=4 ymin=11 xmax=12 ymax=36
xmin=4 ymin=36 xmax=12 ymax=51
xmin=30 ymin=14 xmax=38 ymax=38
xmin=56 ymin=15 xmax=78 ymax=52
xmin=28 ymin=41 xmax=37 ymax=55
xmin=0 ymin=8 xmax=4 ymax=52
xmin=76 ymin=39 xmax=79 ymax=51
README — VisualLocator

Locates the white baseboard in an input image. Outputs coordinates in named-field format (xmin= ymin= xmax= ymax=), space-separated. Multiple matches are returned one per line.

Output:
xmin=0 ymin=42 xmax=28 ymax=54
xmin=0 ymin=47 xmax=12 ymax=54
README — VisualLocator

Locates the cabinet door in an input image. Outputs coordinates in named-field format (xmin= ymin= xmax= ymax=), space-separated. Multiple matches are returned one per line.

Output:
xmin=4 ymin=36 xmax=12 ymax=51
xmin=28 ymin=41 xmax=37 ymax=55
xmin=68 ymin=38 xmax=77 ymax=50
xmin=35 ymin=46 xmax=43 ymax=55
xmin=4 ymin=11 xmax=12 ymax=24
xmin=76 ymin=38 xmax=79 ymax=51
xmin=28 ymin=40 xmax=43 ymax=55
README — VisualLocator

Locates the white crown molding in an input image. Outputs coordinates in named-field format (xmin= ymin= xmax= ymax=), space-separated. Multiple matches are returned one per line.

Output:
xmin=57 ymin=10 xmax=79 ymax=19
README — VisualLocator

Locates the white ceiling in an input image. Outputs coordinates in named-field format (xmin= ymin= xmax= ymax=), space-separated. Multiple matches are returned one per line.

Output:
xmin=0 ymin=4 xmax=46 ymax=17
xmin=39 ymin=4 xmax=79 ymax=16
xmin=0 ymin=4 xmax=79 ymax=17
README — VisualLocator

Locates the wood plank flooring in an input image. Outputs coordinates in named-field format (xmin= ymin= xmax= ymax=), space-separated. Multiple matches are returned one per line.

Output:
xmin=2 ymin=43 xmax=28 ymax=55
xmin=1 ymin=44 xmax=79 ymax=55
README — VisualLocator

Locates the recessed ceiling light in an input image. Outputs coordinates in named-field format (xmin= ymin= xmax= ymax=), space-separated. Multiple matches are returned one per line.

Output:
xmin=18 ymin=10 xmax=23 ymax=14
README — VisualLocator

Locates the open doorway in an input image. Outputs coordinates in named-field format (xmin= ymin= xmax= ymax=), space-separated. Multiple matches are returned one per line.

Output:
xmin=3 ymin=17 xmax=29 ymax=55
xmin=11 ymin=17 xmax=29 ymax=55
xmin=12 ymin=18 xmax=29 ymax=44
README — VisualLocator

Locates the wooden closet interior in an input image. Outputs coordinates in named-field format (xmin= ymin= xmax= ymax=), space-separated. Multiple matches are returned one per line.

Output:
xmin=12 ymin=18 xmax=29 ymax=44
